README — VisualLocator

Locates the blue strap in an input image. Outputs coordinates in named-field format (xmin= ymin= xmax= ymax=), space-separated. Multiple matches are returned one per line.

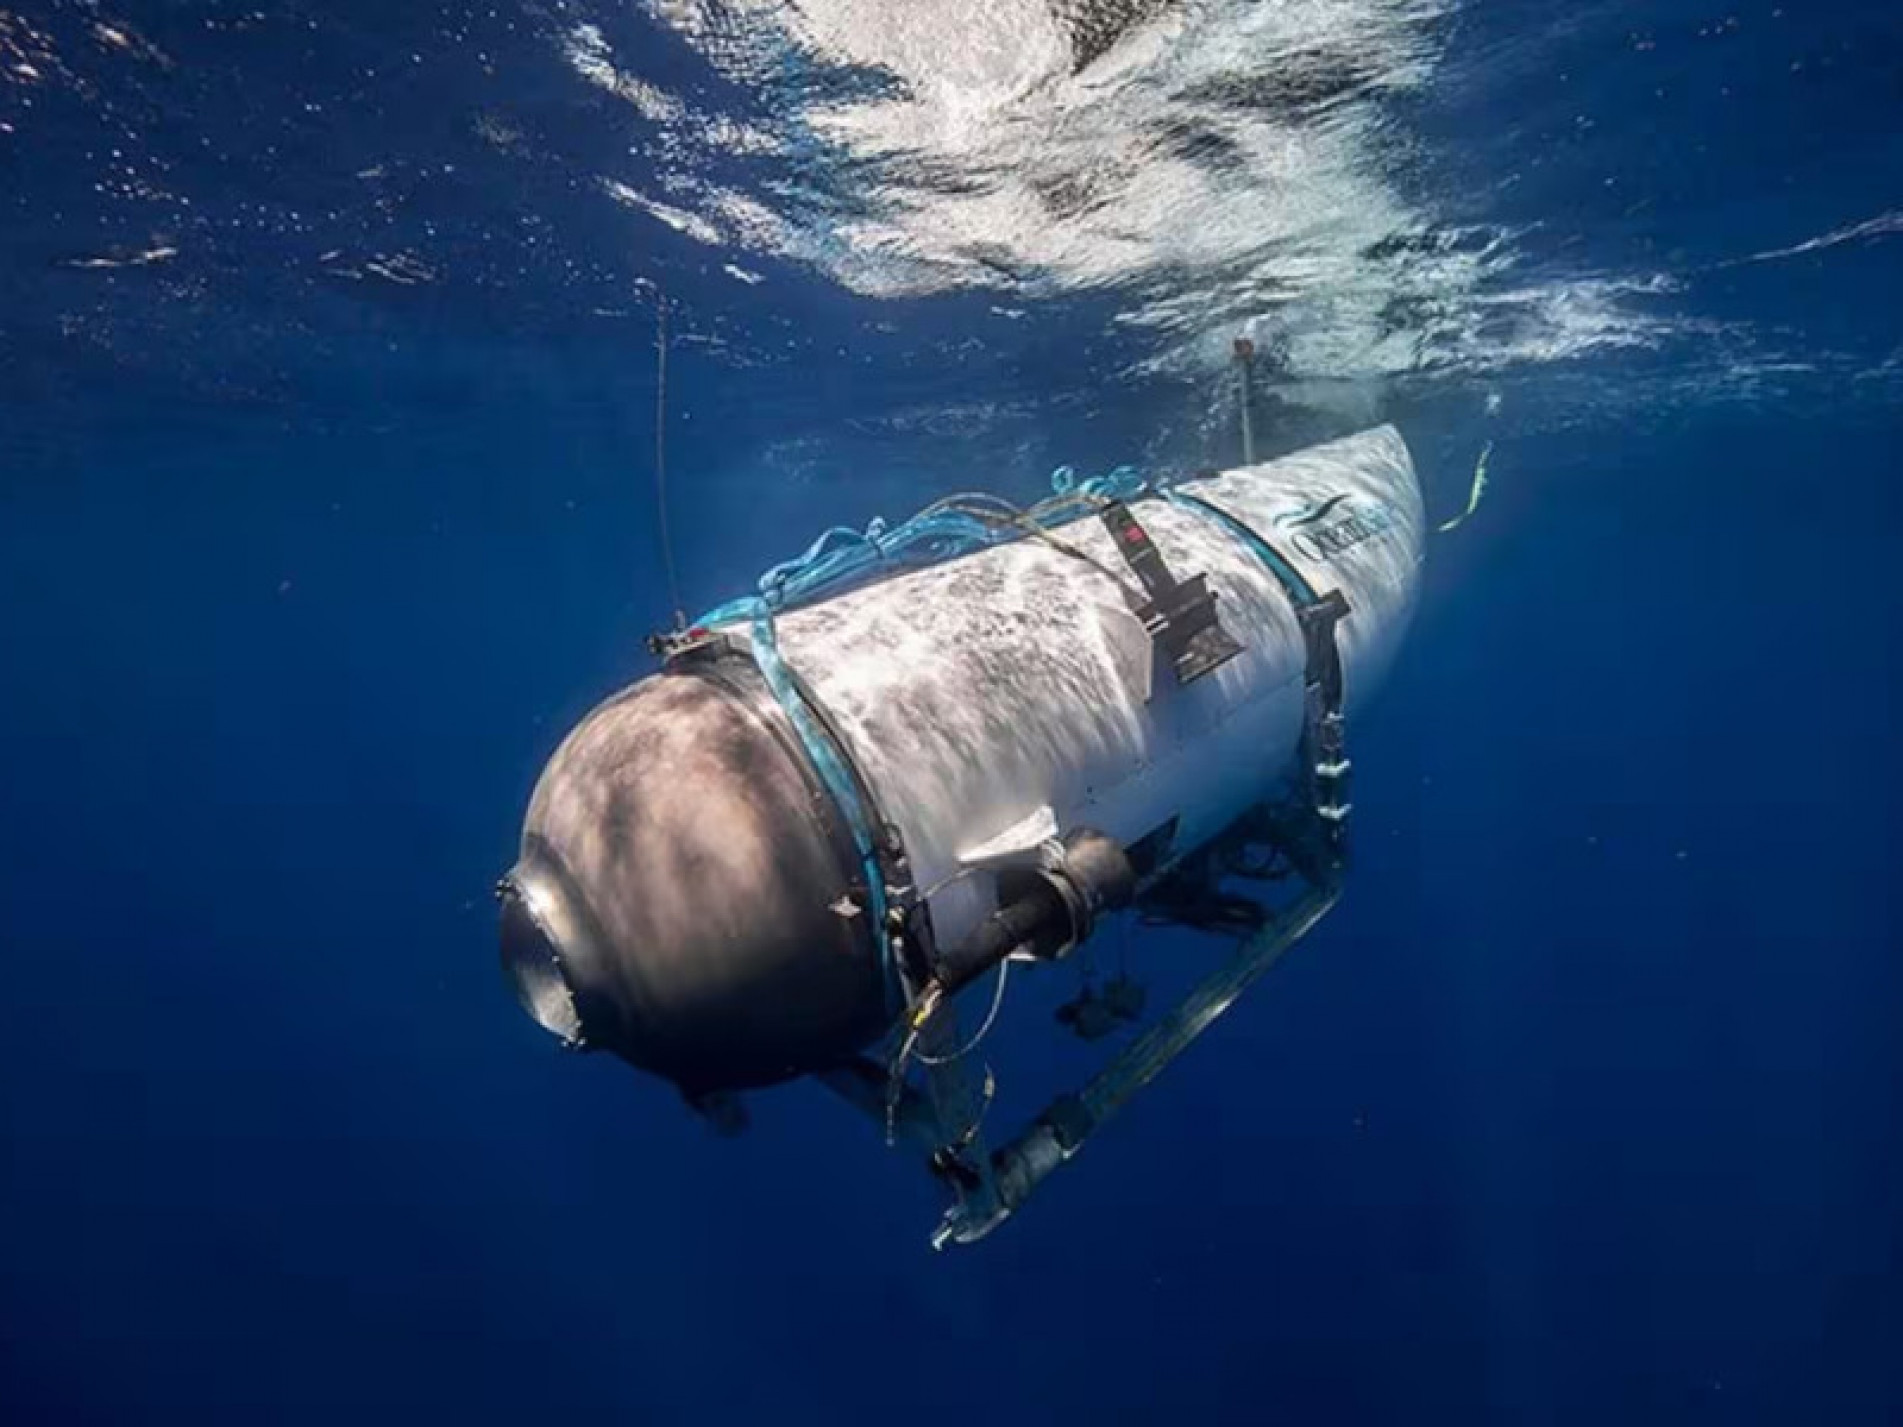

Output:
xmin=743 ymin=602 xmax=904 ymax=1014
xmin=682 ymin=458 xmax=1163 ymax=1019
xmin=1162 ymin=489 xmax=1320 ymax=610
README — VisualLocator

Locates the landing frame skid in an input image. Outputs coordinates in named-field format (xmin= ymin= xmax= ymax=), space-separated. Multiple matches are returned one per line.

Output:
xmin=816 ymin=803 xmax=1345 ymax=1250
xmin=925 ymin=874 xmax=1340 ymax=1249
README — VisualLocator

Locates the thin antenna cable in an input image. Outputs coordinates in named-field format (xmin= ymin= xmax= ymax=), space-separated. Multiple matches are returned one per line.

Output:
xmin=653 ymin=291 xmax=686 ymax=631
xmin=1233 ymin=335 xmax=1256 ymax=465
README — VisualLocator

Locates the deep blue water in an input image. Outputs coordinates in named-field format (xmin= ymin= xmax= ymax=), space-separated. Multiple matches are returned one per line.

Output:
xmin=3 ymin=2 xmax=1900 ymax=1423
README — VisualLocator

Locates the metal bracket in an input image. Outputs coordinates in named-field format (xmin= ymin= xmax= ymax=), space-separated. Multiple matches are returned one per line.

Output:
xmin=1098 ymin=499 xmax=1244 ymax=686
xmin=1295 ymin=590 xmax=1353 ymax=873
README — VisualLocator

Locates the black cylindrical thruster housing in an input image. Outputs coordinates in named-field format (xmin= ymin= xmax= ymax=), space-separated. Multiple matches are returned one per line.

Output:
xmin=931 ymin=879 xmax=1069 ymax=997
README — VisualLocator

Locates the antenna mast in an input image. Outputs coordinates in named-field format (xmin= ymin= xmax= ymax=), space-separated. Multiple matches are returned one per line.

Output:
xmin=653 ymin=290 xmax=686 ymax=632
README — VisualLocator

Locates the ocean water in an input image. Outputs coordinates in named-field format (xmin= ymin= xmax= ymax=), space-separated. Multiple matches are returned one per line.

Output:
xmin=2 ymin=2 xmax=1899 ymax=1423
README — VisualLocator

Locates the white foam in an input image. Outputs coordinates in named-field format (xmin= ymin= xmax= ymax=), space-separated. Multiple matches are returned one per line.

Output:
xmin=556 ymin=3 xmax=1721 ymax=391
xmin=1731 ymin=210 xmax=1903 ymax=267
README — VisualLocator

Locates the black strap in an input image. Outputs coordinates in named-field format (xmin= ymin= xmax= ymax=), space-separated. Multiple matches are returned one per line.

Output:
xmin=1158 ymin=492 xmax=1355 ymax=876
xmin=1296 ymin=591 xmax=1353 ymax=877
xmin=666 ymin=632 xmax=939 ymax=997
xmin=1097 ymin=499 xmax=1243 ymax=685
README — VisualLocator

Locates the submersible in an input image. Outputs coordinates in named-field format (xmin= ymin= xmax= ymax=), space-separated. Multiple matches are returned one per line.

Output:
xmin=499 ymin=424 xmax=1424 ymax=1245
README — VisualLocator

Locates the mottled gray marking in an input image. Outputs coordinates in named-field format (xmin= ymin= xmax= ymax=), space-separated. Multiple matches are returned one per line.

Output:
xmin=521 ymin=674 xmax=886 ymax=1089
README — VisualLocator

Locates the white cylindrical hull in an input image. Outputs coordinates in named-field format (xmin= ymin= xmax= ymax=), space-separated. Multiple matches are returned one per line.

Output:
xmin=765 ymin=425 xmax=1424 ymax=948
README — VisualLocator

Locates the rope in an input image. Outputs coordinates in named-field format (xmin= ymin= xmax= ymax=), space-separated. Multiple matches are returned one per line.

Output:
xmin=653 ymin=294 xmax=685 ymax=630
xmin=1438 ymin=440 xmax=1492 ymax=533
xmin=881 ymin=970 xmax=1009 ymax=1147
xmin=914 ymin=959 xmax=1013 ymax=1066
xmin=693 ymin=462 xmax=1152 ymax=631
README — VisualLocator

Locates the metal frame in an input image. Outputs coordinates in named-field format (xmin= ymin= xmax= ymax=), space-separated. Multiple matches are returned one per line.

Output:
xmin=923 ymin=867 xmax=1340 ymax=1249
xmin=815 ymin=811 xmax=1345 ymax=1249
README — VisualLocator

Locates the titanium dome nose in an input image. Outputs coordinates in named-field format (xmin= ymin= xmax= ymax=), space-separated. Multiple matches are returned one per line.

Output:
xmin=497 ymin=862 xmax=585 ymax=1047
xmin=500 ymin=669 xmax=891 ymax=1092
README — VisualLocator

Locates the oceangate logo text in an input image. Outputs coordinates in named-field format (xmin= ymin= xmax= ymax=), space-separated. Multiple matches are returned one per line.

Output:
xmin=1277 ymin=494 xmax=1397 ymax=562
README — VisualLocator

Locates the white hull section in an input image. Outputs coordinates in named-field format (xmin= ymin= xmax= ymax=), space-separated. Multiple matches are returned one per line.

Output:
xmin=754 ymin=426 xmax=1424 ymax=948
